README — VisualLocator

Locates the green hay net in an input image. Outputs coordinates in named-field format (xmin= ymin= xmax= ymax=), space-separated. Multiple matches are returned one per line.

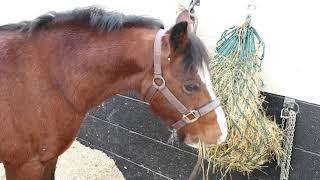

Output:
xmin=203 ymin=16 xmax=284 ymax=176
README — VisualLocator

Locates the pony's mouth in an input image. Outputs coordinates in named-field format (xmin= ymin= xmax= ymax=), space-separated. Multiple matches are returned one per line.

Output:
xmin=167 ymin=127 xmax=224 ymax=148
xmin=185 ymin=134 xmax=225 ymax=149
xmin=186 ymin=143 xmax=199 ymax=149
xmin=186 ymin=142 xmax=218 ymax=149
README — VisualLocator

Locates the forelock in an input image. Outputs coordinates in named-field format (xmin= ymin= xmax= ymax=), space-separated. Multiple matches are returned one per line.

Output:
xmin=182 ymin=34 xmax=210 ymax=72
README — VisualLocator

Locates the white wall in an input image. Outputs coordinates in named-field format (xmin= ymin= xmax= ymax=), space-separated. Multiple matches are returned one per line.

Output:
xmin=1 ymin=0 xmax=319 ymax=104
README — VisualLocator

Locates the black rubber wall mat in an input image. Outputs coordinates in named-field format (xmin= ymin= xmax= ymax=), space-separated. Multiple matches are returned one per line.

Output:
xmin=78 ymin=91 xmax=320 ymax=180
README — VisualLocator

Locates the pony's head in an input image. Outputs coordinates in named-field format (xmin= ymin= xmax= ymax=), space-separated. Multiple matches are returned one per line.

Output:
xmin=141 ymin=21 xmax=228 ymax=147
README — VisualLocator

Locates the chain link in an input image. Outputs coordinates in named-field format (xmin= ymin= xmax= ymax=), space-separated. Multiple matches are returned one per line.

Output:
xmin=167 ymin=129 xmax=179 ymax=145
xmin=280 ymin=103 xmax=298 ymax=180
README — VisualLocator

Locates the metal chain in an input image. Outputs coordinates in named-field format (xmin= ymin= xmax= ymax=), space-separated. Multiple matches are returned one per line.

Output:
xmin=280 ymin=97 xmax=299 ymax=180
xmin=167 ymin=129 xmax=179 ymax=145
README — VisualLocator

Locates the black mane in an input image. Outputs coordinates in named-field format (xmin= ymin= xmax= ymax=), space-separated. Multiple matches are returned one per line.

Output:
xmin=0 ymin=6 xmax=164 ymax=34
xmin=0 ymin=6 xmax=208 ymax=72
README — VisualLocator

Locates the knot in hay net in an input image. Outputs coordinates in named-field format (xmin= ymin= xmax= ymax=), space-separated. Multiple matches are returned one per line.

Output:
xmin=203 ymin=17 xmax=284 ymax=176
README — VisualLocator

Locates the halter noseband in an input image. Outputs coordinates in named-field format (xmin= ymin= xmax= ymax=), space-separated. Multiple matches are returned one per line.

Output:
xmin=144 ymin=29 xmax=221 ymax=130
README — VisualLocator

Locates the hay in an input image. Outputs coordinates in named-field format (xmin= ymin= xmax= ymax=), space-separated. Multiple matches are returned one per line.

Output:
xmin=199 ymin=17 xmax=284 ymax=177
xmin=0 ymin=140 xmax=125 ymax=180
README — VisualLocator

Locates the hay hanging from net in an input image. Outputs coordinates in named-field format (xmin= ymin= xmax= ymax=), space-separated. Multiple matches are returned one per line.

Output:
xmin=200 ymin=17 xmax=284 ymax=176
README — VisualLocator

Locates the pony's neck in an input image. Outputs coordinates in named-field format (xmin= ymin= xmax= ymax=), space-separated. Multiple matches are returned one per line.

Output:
xmin=46 ymin=26 xmax=158 ymax=113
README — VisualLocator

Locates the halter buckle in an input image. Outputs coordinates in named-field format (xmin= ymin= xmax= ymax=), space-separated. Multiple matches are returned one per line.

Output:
xmin=183 ymin=110 xmax=199 ymax=123
xmin=153 ymin=75 xmax=166 ymax=90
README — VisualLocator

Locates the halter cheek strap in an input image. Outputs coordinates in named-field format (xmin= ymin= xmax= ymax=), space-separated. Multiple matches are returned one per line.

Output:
xmin=144 ymin=29 xmax=220 ymax=130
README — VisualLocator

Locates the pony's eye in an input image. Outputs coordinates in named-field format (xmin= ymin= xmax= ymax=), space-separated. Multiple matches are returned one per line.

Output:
xmin=183 ymin=82 xmax=200 ymax=94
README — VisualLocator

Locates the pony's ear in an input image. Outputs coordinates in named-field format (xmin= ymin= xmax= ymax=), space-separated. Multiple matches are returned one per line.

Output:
xmin=176 ymin=7 xmax=194 ymax=32
xmin=167 ymin=21 xmax=189 ymax=54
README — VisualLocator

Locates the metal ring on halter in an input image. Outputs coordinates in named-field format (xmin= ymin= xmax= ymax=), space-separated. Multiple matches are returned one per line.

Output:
xmin=153 ymin=74 xmax=166 ymax=90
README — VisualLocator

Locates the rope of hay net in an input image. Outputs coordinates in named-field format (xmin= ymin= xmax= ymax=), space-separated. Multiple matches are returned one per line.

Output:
xmin=197 ymin=17 xmax=284 ymax=178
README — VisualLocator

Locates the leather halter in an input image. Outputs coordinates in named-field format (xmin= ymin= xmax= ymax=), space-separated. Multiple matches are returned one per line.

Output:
xmin=144 ymin=29 xmax=221 ymax=130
